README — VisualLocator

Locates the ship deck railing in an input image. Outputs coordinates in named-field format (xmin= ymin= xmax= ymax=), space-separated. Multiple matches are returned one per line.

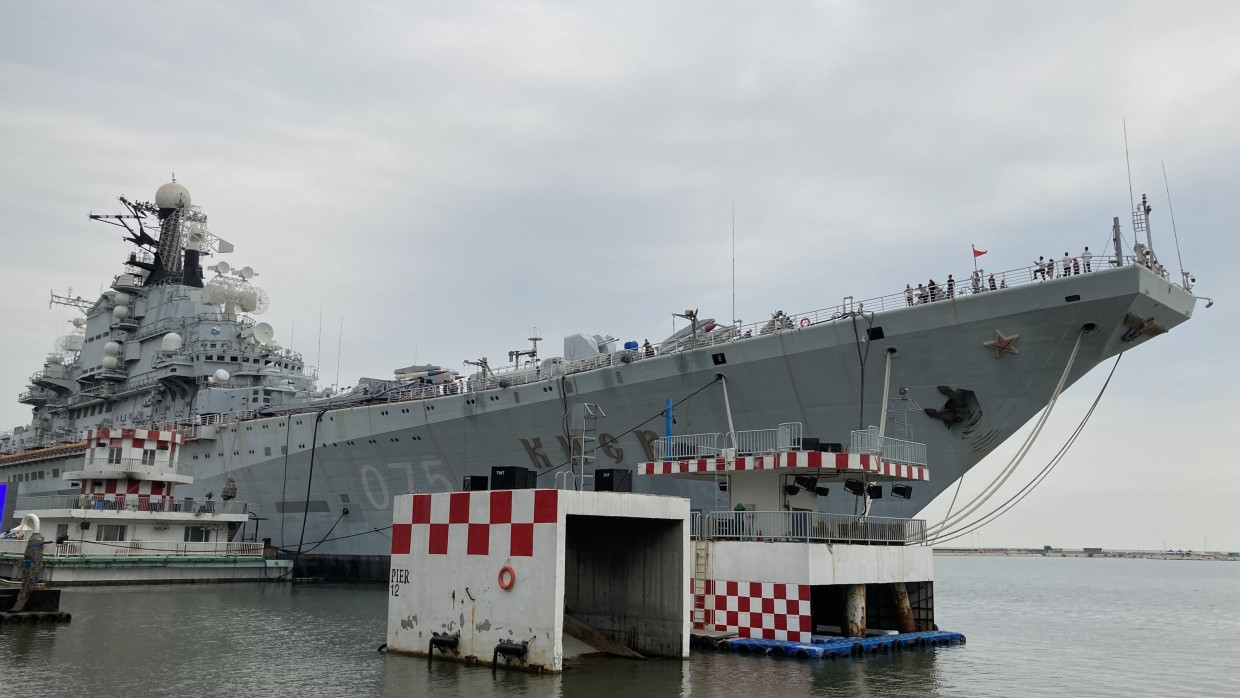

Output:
xmin=692 ymin=510 xmax=926 ymax=545
xmin=0 ymin=538 xmax=263 ymax=558
xmin=52 ymin=255 xmax=1176 ymax=436
xmin=15 ymin=494 xmax=249 ymax=515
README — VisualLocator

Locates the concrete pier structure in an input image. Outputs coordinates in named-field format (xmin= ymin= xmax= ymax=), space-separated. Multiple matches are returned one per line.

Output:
xmin=385 ymin=489 xmax=690 ymax=672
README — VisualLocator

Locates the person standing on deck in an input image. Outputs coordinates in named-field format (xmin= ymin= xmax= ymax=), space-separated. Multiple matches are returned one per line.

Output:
xmin=1081 ymin=246 xmax=1092 ymax=273
xmin=905 ymin=284 xmax=914 ymax=307
xmin=1062 ymin=252 xmax=1072 ymax=278
xmin=1034 ymin=256 xmax=1046 ymax=280
xmin=946 ymin=274 xmax=955 ymax=299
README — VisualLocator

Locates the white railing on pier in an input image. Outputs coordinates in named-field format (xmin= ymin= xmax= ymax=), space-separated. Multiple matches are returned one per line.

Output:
xmin=728 ymin=423 xmax=803 ymax=455
xmin=693 ymin=510 xmax=925 ymax=545
xmin=77 ymin=456 xmax=182 ymax=479
xmin=652 ymin=432 xmax=723 ymax=460
xmin=15 ymin=494 xmax=249 ymax=515
xmin=0 ymin=539 xmax=262 ymax=558
xmin=849 ymin=427 xmax=927 ymax=466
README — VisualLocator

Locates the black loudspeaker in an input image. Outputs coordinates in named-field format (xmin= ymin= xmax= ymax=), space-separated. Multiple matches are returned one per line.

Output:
xmin=800 ymin=437 xmax=821 ymax=451
xmin=820 ymin=442 xmax=843 ymax=453
xmin=867 ymin=484 xmax=884 ymax=499
xmin=595 ymin=468 xmax=632 ymax=492
xmin=491 ymin=466 xmax=536 ymax=490
xmin=463 ymin=476 xmax=489 ymax=492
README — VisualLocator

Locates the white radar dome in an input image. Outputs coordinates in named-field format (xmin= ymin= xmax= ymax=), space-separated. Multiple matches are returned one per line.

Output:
xmin=155 ymin=181 xmax=191 ymax=209
xmin=71 ymin=317 xmax=87 ymax=328
xmin=104 ymin=341 xmax=120 ymax=356
xmin=112 ymin=306 xmax=129 ymax=320
xmin=161 ymin=332 xmax=183 ymax=353
xmin=213 ymin=368 xmax=230 ymax=383
xmin=102 ymin=356 xmax=119 ymax=370
xmin=113 ymin=292 xmax=130 ymax=306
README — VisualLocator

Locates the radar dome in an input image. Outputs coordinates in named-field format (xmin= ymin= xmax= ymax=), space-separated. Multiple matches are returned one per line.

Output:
xmin=155 ymin=181 xmax=192 ymax=209
xmin=212 ymin=368 xmax=230 ymax=383
xmin=102 ymin=356 xmax=119 ymax=370
xmin=161 ymin=332 xmax=183 ymax=353
xmin=104 ymin=341 xmax=120 ymax=356
xmin=112 ymin=306 xmax=129 ymax=320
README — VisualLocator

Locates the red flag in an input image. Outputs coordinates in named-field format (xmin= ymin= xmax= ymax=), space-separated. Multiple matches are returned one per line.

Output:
xmin=972 ymin=247 xmax=987 ymax=258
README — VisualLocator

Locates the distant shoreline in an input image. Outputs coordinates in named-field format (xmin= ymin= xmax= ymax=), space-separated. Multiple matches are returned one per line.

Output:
xmin=934 ymin=547 xmax=1239 ymax=562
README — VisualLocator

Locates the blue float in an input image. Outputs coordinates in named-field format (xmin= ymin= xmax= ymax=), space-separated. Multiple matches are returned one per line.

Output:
xmin=716 ymin=630 xmax=965 ymax=660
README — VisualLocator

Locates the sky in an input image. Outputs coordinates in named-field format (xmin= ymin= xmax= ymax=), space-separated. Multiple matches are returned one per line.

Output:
xmin=1 ymin=1 xmax=1235 ymax=551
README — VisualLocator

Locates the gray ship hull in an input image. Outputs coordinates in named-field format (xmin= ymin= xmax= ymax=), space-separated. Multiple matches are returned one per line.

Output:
xmin=170 ymin=264 xmax=1192 ymax=578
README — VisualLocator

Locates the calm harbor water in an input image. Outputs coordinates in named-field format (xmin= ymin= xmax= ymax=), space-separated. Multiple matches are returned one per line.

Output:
xmin=2 ymin=556 xmax=1237 ymax=697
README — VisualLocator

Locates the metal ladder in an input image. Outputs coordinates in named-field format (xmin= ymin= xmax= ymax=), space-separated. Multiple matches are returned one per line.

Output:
xmin=692 ymin=540 xmax=711 ymax=626
xmin=571 ymin=403 xmax=605 ymax=491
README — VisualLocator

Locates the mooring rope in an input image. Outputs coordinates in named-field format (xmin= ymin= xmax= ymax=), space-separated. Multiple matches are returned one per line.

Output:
xmin=925 ymin=327 xmax=1086 ymax=541
xmin=930 ymin=354 xmax=1121 ymax=545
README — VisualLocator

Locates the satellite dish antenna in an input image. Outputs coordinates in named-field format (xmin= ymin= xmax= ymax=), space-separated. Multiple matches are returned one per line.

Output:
xmin=238 ymin=266 xmax=255 ymax=280
xmin=241 ymin=322 xmax=275 ymax=345
xmin=252 ymin=322 xmax=274 ymax=345
xmin=214 ymin=261 xmax=231 ymax=276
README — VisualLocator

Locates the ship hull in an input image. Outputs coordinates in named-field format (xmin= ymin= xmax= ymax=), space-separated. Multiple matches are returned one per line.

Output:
xmin=155 ymin=264 xmax=1192 ymax=578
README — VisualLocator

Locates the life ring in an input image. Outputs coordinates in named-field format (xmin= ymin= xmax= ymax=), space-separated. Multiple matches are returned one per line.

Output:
xmin=799 ymin=317 xmax=811 ymax=327
xmin=498 ymin=565 xmax=516 ymax=590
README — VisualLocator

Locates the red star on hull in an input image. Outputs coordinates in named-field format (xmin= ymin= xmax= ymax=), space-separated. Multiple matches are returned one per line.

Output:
xmin=984 ymin=330 xmax=1020 ymax=358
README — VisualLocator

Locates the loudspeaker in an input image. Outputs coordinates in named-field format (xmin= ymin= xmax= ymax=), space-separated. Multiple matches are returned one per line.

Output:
xmin=595 ymin=468 xmax=632 ymax=492
xmin=490 ymin=466 xmax=536 ymax=490
xmin=867 ymin=484 xmax=884 ymax=499
xmin=820 ymin=442 xmax=843 ymax=453
xmin=463 ymin=475 xmax=489 ymax=492
xmin=800 ymin=437 xmax=821 ymax=451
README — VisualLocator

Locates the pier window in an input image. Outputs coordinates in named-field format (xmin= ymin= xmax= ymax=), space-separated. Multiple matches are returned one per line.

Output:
xmin=183 ymin=526 xmax=211 ymax=543
xmin=96 ymin=524 xmax=127 ymax=542
xmin=107 ymin=447 xmax=123 ymax=465
xmin=141 ymin=449 xmax=156 ymax=466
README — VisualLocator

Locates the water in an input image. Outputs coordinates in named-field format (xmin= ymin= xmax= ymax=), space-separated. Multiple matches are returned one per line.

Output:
xmin=2 ymin=556 xmax=1236 ymax=697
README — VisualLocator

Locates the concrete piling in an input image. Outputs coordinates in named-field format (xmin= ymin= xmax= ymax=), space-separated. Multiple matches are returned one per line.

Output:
xmin=891 ymin=582 xmax=917 ymax=633
xmin=845 ymin=583 xmax=866 ymax=637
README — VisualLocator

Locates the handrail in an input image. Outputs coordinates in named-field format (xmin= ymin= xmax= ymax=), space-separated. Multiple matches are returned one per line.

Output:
xmin=15 ymin=494 xmax=249 ymax=515
xmin=653 ymin=433 xmax=723 ymax=460
xmin=849 ymin=427 xmax=927 ymax=466
xmin=695 ymin=510 xmax=925 ymax=545
xmin=0 ymin=539 xmax=262 ymax=558
xmin=727 ymin=423 xmax=803 ymax=454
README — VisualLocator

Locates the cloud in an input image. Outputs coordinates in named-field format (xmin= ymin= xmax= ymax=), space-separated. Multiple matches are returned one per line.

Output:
xmin=0 ymin=1 xmax=1235 ymax=547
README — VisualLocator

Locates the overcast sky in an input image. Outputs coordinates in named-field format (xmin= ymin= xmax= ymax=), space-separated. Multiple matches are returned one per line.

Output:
xmin=1 ymin=1 xmax=1235 ymax=551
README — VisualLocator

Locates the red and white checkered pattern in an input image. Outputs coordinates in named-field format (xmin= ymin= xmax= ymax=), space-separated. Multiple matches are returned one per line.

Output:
xmin=639 ymin=450 xmax=928 ymax=481
xmin=390 ymin=489 xmax=559 ymax=557
xmin=87 ymin=428 xmax=186 ymax=446
xmin=695 ymin=579 xmax=813 ymax=642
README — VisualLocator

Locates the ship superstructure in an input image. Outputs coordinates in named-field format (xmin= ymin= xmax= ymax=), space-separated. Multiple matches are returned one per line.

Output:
xmin=1 ymin=181 xmax=1199 ymax=579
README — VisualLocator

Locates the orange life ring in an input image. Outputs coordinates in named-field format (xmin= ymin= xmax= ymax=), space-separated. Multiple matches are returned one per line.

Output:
xmin=498 ymin=565 xmax=516 ymax=590
xmin=799 ymin=317 xmax=811 ymax=327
